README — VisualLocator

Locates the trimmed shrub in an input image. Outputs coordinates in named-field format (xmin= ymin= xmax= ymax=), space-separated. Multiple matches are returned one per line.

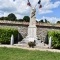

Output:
xmin=48 ymin=30 xmax=60 ymax=49
xmin=0 ymin=28 xmax=18 ymax=44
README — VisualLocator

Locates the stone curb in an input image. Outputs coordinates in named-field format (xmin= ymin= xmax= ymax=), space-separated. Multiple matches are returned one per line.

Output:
xmin=0 ymin=45 xmax=60 ymax=53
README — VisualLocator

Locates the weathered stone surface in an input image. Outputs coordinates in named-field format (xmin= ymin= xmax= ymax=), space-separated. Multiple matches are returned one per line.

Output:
xmin=18 ymin=26 xmax=28 ymax=38
xmin=0 ymin=24 xmax=60 ymax=43
xmin=18 ymin=25 xmax=60 ymax=43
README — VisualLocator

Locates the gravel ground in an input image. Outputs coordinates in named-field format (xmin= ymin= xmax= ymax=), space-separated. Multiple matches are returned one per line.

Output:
xmin=0 ymin=44 xmax=60 ymax=53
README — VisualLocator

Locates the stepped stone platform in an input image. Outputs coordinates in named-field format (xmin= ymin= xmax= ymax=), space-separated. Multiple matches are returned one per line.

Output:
xmin=16 ymin=40 xmax=49 ymax=49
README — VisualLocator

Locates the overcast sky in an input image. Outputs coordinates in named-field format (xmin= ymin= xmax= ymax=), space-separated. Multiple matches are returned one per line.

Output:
xmin=0 ymin=0 xmax=60 ymax=23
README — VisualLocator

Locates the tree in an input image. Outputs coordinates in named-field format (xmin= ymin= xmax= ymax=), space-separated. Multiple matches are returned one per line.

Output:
xmin=8 ymin=13 xmax=16 ymax=21
xmin=17 ymin=19 xmax=24 ymax=22
xmin=57 ymin=21 xmax=60 ymax=24
xmin=39 ymin=19 xmax=44 ymax=23
xmin=23 ymin=16 xmax=30 ymax=22
xmin=45 ymin=19 xmax=50 ymax=23
xmin=4 ymin=17 xmax=8 ymax=20
xmin=45 ymin=19 xmax=47 ymax=23
xmin=0 ymin=17 xmax=4 ymax=20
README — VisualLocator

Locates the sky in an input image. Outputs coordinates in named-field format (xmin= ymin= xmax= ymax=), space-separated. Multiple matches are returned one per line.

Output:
xmin=0 ymin=0 xmax=60 ymax=23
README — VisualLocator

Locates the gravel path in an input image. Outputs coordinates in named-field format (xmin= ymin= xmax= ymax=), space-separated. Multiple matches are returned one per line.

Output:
xmin=0 ymin=44 xmax=60 ymax=53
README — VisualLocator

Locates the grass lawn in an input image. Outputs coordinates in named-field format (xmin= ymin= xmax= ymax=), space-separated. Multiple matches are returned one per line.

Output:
xmin=0 ymin=47 xmax=60 ymax=60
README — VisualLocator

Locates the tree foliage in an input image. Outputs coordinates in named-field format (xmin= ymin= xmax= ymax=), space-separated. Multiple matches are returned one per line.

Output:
xmin=48 ymin=31 xmax=60 ymax=49
xmin=0 ymin=17 xmax=5 ymax=20
xmin=0 ymin=28 xmax=18 ymax=44
xmin=38 ymin=19 xmax=50 ymax=23
xmin=0 ymin=13 xmax=17 ymax=21
xmin=39 ymin=19 xmax=44 ymax=23
xmin=57 ymin=21 xmax=60 ymax=24
xmin=8 ymin=13 xmax=16 ymax=21
xmin=17 ymin=19 xmax=24 ymax=22
xmin=45 ymin=19 xmax=47 ymax=23
xmin=23 ymin=16 xmax=30 ymax=22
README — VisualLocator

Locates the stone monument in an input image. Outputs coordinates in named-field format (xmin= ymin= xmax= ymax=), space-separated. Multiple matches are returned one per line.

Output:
xmin=27 ymin=8 xmax=37 ymax=41
xmin=18 ymin=0 xmax=42 ymax=44
xmin=22 ymin=8 xmax=37 ymax=43
xmin=22 ymin=0 xmax=42 ymax=43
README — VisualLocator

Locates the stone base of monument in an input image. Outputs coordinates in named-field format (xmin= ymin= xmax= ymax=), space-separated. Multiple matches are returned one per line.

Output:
xmin=18 ymin=25 xmax=48 ymax=48
xmin=27 ymin=26 xmax=37 ymax=41
xmin=17 ymin=7 xmax=49 ymax=48
xmin=17 ymin=41 xmax=48 ymax=49
xmin=20 ymin=25 xmax=37 ymax=43
xmin=18 ymin=38 xmax=48 ymax=48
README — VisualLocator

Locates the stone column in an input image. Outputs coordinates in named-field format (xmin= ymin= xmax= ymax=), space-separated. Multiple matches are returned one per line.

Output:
xmin=27 ymin=7 xmax=37 ymax=41
xmin=22 ymin=7 xmax=37 ymax=43
xmin=10 ymin=34 xmax=14 ymax=45
xmin=29 ymin=8 xmax=36 ymax=27
xmin=49 ymin=37 xmax=52 ymax=48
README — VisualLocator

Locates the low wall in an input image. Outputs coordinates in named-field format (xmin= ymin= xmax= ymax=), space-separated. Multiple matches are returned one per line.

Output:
xmin=0 ymin=20 xmax=60 ymax=42
xmin=18 ymin=25 xmax=60 ymax=43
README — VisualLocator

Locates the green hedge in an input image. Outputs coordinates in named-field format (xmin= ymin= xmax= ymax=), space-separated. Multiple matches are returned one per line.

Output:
xmin=48 ymin=30 xmax=60 ymax=49
xmin=0 ymin=28 xmax=18 ymax=44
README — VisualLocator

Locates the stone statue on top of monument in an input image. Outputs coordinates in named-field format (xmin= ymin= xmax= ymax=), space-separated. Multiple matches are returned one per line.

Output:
xmin=27 ymin=0 xmax=42 ymax=26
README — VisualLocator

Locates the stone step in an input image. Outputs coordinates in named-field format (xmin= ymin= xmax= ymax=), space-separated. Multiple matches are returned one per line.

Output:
xmin=17 ymin=40 xmax=48 ymax=49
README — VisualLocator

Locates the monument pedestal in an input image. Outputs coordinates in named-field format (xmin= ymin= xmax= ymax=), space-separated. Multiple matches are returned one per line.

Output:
xmin=28 ymin=26 xmax=37 ymax=40
xmin=22 ymin=25 xmax=37 ymax=43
